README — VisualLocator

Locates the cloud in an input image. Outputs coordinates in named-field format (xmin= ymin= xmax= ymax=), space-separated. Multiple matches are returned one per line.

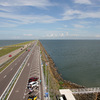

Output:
xmin=63 ymin=9 xmax=100 ymax=20
xmin=74 ymin=0 xmax=92 ymax=5
xmin=24 ymin=34 xmax=33 ymax=36
xmin=46 ymin=32 xmax=69 ymax=38
xmin=0 ymin=12 xmax=59 ymax=27
xmin=74 ymin=24 xmax=84 ymax=28
xmin=64 ymin=25 xmax=67 ymax=28
xmin=0 ymin=22 xmax=17 ymax=27
xmin=95 ymin=35 xmax=100 ymax=38
xmin=45 ymin=31 xmax=81 ymax=39
xmin=0 ymin=0 xmax=55 ymax=8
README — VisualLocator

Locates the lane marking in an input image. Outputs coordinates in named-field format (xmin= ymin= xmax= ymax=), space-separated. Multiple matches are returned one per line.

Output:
xmin=28 ymin=63 xmax=30 ymax=66
xmin=15 ymin=90 xmax=19 ymax=93
xmin=3 ymin=75 xmax=7 ymax=78
xmin=10 ymin=68 xmax=13 ymax=71
xmin=23 ymin=95 xmax=25 ymax=99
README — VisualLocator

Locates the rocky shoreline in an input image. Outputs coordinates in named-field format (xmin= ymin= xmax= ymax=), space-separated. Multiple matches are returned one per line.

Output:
xmin=39 ymin=41 xmax=84 ymax=89
xmin=39 ymin=41 xmax=100 ymax=100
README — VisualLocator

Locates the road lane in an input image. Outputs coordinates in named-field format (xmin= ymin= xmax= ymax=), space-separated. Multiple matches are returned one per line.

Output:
xmin=7 ymin=43 xmax=39 ymax=100
xmin=0 ymin=41 xmax=36 ymax=96
xmin=0 ymin=51 xmax=28 ymax=96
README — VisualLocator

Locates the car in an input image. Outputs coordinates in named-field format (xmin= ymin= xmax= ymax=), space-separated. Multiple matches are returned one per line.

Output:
xmin=28 ymin=77 xmax=38 ymax=83
xmin=59 ymin=97 xmax=64 ymax=100
xmin=27 ymin=95 xmax=37 ymax=100
xmin=9 ymin=55 xmax=12 ymax=57
xmin=27 ymin=81 xmax=39 ymax=88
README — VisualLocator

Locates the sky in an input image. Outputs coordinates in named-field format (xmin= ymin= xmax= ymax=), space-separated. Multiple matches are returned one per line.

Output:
xmin=0 ymin=0 xmax=100 ymax=40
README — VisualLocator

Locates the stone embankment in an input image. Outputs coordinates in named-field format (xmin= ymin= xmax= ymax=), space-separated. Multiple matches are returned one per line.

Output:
xmin=39 ymin=41 xmax=100 ymax=100
xmin=39 ymin=41 xmax=83 ymax=89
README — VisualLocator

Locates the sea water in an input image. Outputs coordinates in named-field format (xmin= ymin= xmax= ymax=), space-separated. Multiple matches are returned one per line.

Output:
xmin=41 ymin=40 xmax=100 ymax=87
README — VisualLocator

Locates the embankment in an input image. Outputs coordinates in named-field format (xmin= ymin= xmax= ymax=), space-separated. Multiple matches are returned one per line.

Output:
xmin=39 ymin=41 xmax=84 ymax=89
xmin=39 ymin=40 xmax=100 ymax=100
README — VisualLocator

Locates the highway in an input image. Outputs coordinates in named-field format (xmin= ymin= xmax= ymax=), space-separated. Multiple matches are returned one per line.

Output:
xmin=7 ymin=42 xmax=44 ymax=100
xmin=0 ymin=41 xmax=36 ymax=97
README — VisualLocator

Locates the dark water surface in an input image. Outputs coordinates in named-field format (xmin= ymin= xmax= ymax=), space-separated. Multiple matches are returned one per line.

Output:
xmin=41 ymin=40 xmax=100 ymax=87
xmin=0 ymin=40 xmax=30 ymax=47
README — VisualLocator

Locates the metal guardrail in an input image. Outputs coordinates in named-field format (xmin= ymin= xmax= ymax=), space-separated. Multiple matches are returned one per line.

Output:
xmin=71 ymin=87 xmax=100 ymax=94
xmin=0 ymin=42 xmax=36 ymax=100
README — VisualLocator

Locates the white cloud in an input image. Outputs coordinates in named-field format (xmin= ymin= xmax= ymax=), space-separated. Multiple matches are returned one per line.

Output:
xmin=64 ymin=25 xmax=67 ymax=27
xmin=74 ymin=0 xmax=92 ymax=5
xmin=95 ymin=35 xmax=100 ymax=38
xmin=45 ymin=31 xmax=81 ymax=39
xmin=74 ymin=24 xmax=84 ymax=28
xmin=66 ymin=32 xmax=69 ymax=36
xmin=24 ymin=34 xmax=33 ymax=36
xmin=63 ymin=9 xmax=100 ymax=20
xmin=62 ymin=9 xmax=81 ymax=20
xmin=60 ymin=33 xmax=64 ymax=37
xmin=79 ymin=21 xmax=92 ymax=24
xmin=0 ymin=12 xmax=59 ymax=27
xmin=46 ymin=31 xmax=69 ymax=38
xmin=0 ymin=0 xmax=55 ymax=8
xmin=0 ymin=22 xmax=17 ymax=27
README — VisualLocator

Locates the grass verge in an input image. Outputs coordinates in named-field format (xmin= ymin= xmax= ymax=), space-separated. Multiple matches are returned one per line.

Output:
xmin=0 ymin=50 xmax=25 ymax=72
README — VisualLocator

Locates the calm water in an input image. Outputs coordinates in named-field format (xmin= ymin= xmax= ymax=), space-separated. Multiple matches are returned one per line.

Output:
xmin=0 ymin=40 xmax=30 ymax=47
xmin=41 ymin=40 xmax=100 ymax=87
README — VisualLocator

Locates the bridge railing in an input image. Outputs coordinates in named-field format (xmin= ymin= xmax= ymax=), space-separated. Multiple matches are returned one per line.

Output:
xmin=71 ymin=87 xmax=100 ymax=94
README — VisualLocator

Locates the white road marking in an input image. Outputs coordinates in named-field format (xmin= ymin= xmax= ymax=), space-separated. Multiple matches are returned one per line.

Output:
xmin=15 ymin=90 xmax=19 ymax=93
xmin=28 ymin=63 xmax=30 ymax=66
xmin=23 ymin=95 xmax=25 ymax=99
xmin=10 ymin=68 xmax=13 ymax=71
xmin=3 ymin=75 xmax=7 ymax=78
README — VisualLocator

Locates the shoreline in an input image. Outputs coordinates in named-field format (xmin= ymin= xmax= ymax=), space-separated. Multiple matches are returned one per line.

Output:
xmin=39 ymin=40 xmax=100 ymax=100
xmin=39 ymin=41 xmax=84 ymax=89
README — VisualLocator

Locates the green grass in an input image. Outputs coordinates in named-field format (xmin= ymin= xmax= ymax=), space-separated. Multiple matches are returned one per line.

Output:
xmin=0 ymin=46 xmax=21 ymax=57
xmin=0 ymin=40 xmax=34 ymax=57
xmin=11 ymin=40 xmax=34 ymax=46
xmin=0 ymin=50 xmax=25 ymax=72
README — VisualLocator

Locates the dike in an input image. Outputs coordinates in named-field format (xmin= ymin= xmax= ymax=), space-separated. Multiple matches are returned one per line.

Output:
xmin=39 ymin=41 xmax=84 ymax=89
xmin=39 ymin=41 xmax=100 ymax=100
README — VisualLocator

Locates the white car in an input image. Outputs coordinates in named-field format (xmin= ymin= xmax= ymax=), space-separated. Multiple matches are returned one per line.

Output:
xmin=59 ymin=97 xmax=64 ymax=100
xmin=27 ymin=81 xmax=39 ymax=88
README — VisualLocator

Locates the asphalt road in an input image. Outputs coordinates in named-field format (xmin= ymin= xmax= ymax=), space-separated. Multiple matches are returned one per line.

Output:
xmin=7 ymin=43 xmax=45 ymax=100
xmin=0 ymin=41 xmax=36 ymax=97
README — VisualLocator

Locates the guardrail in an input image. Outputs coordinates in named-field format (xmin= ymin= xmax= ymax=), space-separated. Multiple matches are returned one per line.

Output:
xmin=0 ymin=42 xmax=36 ymax=100
xmin=71 ymin=87 xmax=100 ymax=94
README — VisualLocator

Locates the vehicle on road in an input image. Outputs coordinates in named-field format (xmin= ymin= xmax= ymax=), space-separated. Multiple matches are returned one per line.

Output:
xmin=9 ymin=54 xmax=12 ymax=57
xmin=27 ymin=95 xmax=37 ymax=100
xmin=28 ymin=77 xmax=38 ymax=83
xmin=27 ymin=81 xmax=39 ymax=88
